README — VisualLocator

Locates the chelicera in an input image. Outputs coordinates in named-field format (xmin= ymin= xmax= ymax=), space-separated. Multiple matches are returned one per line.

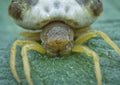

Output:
xmin=9 ymin=0 xmax=120 ymax=85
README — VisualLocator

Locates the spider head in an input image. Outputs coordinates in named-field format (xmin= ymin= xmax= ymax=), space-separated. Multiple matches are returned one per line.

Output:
xmin=41 ymin=22 xmax=74 ymax=56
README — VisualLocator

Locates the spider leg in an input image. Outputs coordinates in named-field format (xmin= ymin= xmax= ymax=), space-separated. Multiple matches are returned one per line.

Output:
xmin=72 ymin=45 xmax=101 ymax=85
xmin=74 ymin=26 xmax=91 ymax=37
xmin=20 ymin=31 xmax=41 ymax=40
xmin=75 ymin=30 xmax=120 ymax=55
xmin=21 ymin=43 xmax=45 ymax=85
xmin=10 ymin=40 xmax=45 ymax=84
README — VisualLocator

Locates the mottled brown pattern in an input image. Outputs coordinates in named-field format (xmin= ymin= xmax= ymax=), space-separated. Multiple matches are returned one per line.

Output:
xmin=90 ymin=0 xmax=103 ymax=16
xmin=8 ymin=2 xmax=22 ymax=20
xmin=8 ymin=0 xmax=38 ymax=20
xmin=76 ymin=0 xmax=103 ymax=16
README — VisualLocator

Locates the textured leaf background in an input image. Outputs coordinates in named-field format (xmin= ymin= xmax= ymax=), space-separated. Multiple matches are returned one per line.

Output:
xmin=0 ymin=0 xmax=120 ymax=85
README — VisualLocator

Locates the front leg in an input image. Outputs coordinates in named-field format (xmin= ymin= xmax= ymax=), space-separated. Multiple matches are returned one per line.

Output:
xmin=20 ymin=31 xmax=41 ymax=40
xmin=10 ymin=40 xmax=45 ymax=84
xmin=21 ymin=43 xmax=45 ymax=85
xmin=75 ymin=30 xmax=120 ymax=55
xmin=72 ymin=45 xmax=102 ymax=85
xmin=10 ymin=40 xmax=37 ymax=83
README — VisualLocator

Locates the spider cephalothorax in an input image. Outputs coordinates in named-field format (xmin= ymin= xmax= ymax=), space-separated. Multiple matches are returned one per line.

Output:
xmin=40 ymin=22 xmax=74 ymax=56
xmin=9 ymin=0 xmax=120 ymax=85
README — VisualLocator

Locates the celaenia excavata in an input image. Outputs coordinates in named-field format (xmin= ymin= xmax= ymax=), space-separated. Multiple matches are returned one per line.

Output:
xmin=8 ymin=0 xmax=120 ymax=85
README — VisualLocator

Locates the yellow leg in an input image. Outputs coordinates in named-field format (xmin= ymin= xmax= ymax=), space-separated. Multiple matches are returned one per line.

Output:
xmin=75 ymin=30 xmax=120 ymax=55
xmin=10 ymin=40 xmax=45 ymax=84
xmin=72 ymin=45 xmax=102 ymax=85
xmin=20 ymin=31 xmax=41 ymax=40
xmin=21 ymin=43 xmax=45 ymax=85
xmin=74 ymin=26 xmax=91 ymax=37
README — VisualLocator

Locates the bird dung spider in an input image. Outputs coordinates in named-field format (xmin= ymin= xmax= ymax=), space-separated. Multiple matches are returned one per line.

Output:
xmin=9 ymin=0 xmax=120 ymax=85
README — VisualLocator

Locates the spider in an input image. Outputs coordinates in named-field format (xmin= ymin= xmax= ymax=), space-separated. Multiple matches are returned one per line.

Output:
xmin=9 ymin=0 xmax=120 ymax=85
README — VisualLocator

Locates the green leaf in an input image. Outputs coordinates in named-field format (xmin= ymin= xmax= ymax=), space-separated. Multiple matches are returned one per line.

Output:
xmin=0 ymin=0 xmax=120 ymax=85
